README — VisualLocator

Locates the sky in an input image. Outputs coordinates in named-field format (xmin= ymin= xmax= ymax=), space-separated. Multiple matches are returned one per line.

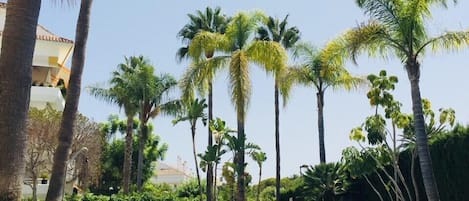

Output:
xmin=38 ymin=0 xmax=469 ymax=182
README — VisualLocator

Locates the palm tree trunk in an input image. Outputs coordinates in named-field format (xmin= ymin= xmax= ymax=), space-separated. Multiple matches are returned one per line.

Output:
xmin=274 ymin=83 xmax=281 ymax=201
xmin=122 ymin=116 xmax=134 ymax=194
xmin=192 ymin=125 xmax=203 ymax=201
xmin=136 ymin=122 xmax=148 ymax=191
xmin=0 ymin=1 xmax=40 ymax=200
xmin=405 ymin=60 xmax=440 ymax=201
xmin=317 ymin=91 xmax=326 ymax=163
xmin=207 ymin=81 xmax=214 ymax=201
xmin=257 ymin=165 xmax=262 ymax=201
xmin=46 ymin=1 xmax=92 ymax=200
xmin=235 ymin=117 xmax=246 ymax=201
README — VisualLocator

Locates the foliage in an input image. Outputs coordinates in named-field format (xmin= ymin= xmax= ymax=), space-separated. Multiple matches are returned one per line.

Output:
xmin=302 ymin=163 xmax=350 ymax=201
xmin=90 ymin=125 xmax=168 ymax=194
xmin=176 ymin=179 xmax=206 ymax=199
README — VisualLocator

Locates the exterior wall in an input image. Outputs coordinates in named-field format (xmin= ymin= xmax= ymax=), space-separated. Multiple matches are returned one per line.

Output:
xmin=30 ymin=86 xmax=65 ymax=111
xmin=151 ymin=163 xmax=192 ymax=187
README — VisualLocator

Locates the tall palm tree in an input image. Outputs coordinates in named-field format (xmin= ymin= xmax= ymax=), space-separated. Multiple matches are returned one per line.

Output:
xmin=189 ymin=11 xmax=288 ymax=201
xmin=287 ymin=42 xmax=363 ymax=164
xmin=178 ymin=8 xmax=230 ymax=200
xmin=46 ymin=1 xmax=93 ymax=200
xmin=87 ymin=56 xmax=143 ymax=194
xmin=0 ymin=1 xmax=41 ymax=200
xmin=131 ymin=63 xmax=180 ymax=191
xmin=172 ymin=98 xmax=208 ymax=200
xmin=340 ymin=1 xmax=469 ymax=200
xmin=256 ymin=14 xmax=300 ymax=201
xmin=250 ymin=151 xmax=267 ymax=201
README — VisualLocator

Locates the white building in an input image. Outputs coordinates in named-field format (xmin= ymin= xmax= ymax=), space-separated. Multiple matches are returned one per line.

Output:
xmin=0 ymin=2 xmax=73 ymax=111
xmin=151 ymin=160 xmax=193 ymax=188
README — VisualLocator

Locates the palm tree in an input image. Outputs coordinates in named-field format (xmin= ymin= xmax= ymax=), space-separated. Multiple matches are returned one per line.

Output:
xmin=256 ymin=14 xmax=300 ymax=201
xmin=340 ymin=1 xmax=469 ymax=200
xmin=189 ymin=11 xmax=288 ymax=201
xmin=0 ymin=1 xmax=41 ymax=200
xmin=250 ymin=151 xmax=267 ymax=201
xmin=178 ymin=8 xmax=230 ymax=200
xmin=46 ymin=1 xmax=92 ymax=200
xmin=87 ymin=56 xmax=143 ymax=194
xmin=172 ymin=98 xmax=208 ymax=200
xmin=131 ymin=63 xmax=180 ymax=191
xmin=287 ymin=42 xmax=363 ymax=164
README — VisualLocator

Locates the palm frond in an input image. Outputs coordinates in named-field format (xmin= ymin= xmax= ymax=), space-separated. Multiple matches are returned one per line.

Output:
xmin=419 ymin=30 xmax=469 ymax=55
xmin=229 ymin=50 xmax=251 ymax=121
xmin=246 ymin=40 xmax=287 ymax=74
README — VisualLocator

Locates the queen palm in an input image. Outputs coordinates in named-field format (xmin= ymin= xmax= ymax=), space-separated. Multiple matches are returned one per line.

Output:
xmin=178 ymin=8 xmax=229 ymax=200
xmin=46 ymin=1 xmax=93 ymax=200
xmin=87 ymin=56 xmax=144 ymax=194
xmin=256 ymin=14 xmax=300 ymax=201
xmin=131 ymin=62 xmax=180 ymax=191
xmin=0 ymin=1 xmax=41 ymax=200
xmin=341 ymin=0 xmax=469 ymax=200
xmin=287 ymin=42 xmax=362 ymax=164
xmin=172 ymin=98 xmax=208 ymax=200
xmin=189 ymin=11 xmax=288 ymax=201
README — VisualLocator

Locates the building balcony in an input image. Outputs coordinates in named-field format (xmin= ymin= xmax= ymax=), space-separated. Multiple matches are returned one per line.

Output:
xmin=30 ymin=86 xmax=65 ymax=111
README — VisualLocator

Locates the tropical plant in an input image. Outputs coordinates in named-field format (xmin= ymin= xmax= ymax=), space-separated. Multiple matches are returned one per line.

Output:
xmin=88 ymin=56 xmax=145 ymax=194
xmin=130 ymin=60 xmax=180 ymax=191
xmin=256 ymin=14 xmax=300 ymax=201
xmin=0 ymin=1 xmax=41 ymax=200
xmin=189 ymin=11 xmax=287 ymax=201
xmin=250 ymin=151 xmax=267 ymax=201
xmin=46 ymin=1 xmax=93 ymax=200
xmin=178 ymin=8 xmax=230 ymax=200
xmin=302 ymin=163 xmax=350 ymax=201
xmin=208 ymin=117 xmax=235 ymax=200
xmin=172 ymin=98 xmax=208 ymax=200
xmin=339 ymin=1 xmax=469 ymax=200
xmin=287 ymin=42 xmax=363 ymax=164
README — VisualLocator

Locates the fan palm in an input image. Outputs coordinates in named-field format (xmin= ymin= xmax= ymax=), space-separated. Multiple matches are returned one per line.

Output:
xmin=172 ymin=98 xmax=208 ymax=200
xmin=178 ymin=8 xmax=230 ymax=200
xmin=87 ymin=56 xmax=144 ymax=194
xmin=131 ymin=62 xmax=180 ymax=191
xmin=189 ymin=11 xmax=288 ymax=201
xmin=256 ymin=14 xmax=300 ymax=201
xmin=0 ymin=1 xmax=41 ymax=200
xmin=287 ymin=42 xmax=363 ymax=164
xmin=46 ymin=1 xmax=93 ymax=200
xmin=339 ymin=1 xmax=469 ymax=200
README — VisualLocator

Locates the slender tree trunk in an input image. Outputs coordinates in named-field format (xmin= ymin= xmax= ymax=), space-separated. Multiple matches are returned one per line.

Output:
xmin=46 ymin=1 xmax=92 ymax=200
xmin=207 ymin=81 xmax=214 ymax=201
xmin=122 ymin=116 xmax=134 ymax=194
xmin=405 ymin=60 xmax=440 ymax=201
xmin=235 ymin=117 xmax=246 ymax=201
xmin=274 ymin=83 xmax=281 ymax=201
xmin=136 ymin=122 xmax=148 ymax=191
xmin=191 ymin=125 xmax=203 ymax=201
xmin=32 ymin=173 xmax=37 ymax=201
xmin=365 ymin=175 xmax=384 ymax=201
xmin=256 ymin=165 xmax=262 ymax=201
xmin=411 ymin=150 xmax=420 ymax=201
xmin=0 ymin=1 xmax=40 ymax=200
xmin=317 ymin=91 xmax=326 ymax=163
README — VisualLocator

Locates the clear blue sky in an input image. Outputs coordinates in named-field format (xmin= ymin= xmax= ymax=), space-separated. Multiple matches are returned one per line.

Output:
xmin=39 ymin=0 xmax=469 ymax=181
